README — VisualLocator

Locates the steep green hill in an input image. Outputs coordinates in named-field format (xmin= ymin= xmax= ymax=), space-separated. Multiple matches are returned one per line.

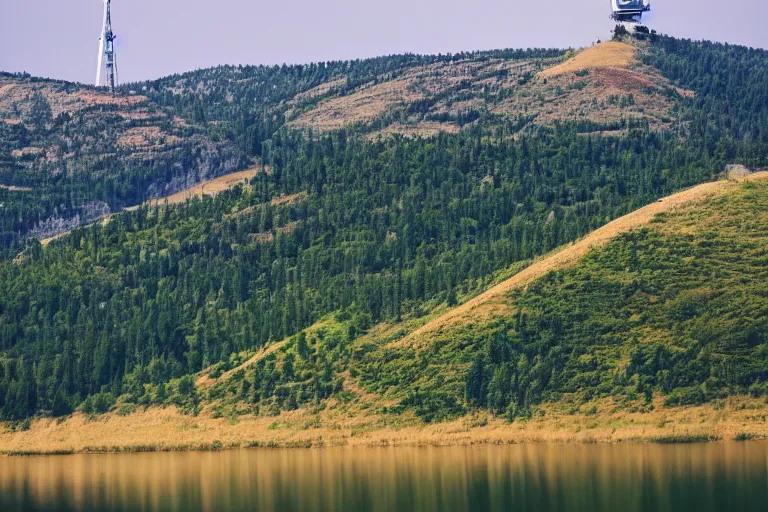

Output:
xmin=357 ymin=176 xmax=768 ymax=422
xmin=178 ymin=175 xmax=767 ymax=422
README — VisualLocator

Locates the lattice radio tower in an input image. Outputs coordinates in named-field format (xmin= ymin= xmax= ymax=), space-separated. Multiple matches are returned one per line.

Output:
xmin=95 ymin=0 xmax=119 ymax=92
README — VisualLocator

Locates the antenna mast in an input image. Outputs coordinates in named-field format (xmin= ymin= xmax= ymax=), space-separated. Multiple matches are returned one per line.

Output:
xmin=95 ymin=0 xmax=119 ymax=93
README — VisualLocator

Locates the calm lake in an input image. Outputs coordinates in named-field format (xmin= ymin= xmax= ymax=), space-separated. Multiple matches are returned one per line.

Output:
xmin=1 ymin=442 xmax=767 ymax=511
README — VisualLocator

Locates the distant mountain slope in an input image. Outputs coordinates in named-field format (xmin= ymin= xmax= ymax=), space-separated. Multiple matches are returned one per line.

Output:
xmin=4 ymin=33 xmax=765 ymax=257
xmin=139 ymin=48 xmax=565 ymax=153
xmin=287 ymin=40 xmax=689 ymax=137
xmin=0 ymin=74 xmax=243 ymax=255
xmin=147 ymin=39 xmax=688 ymax=142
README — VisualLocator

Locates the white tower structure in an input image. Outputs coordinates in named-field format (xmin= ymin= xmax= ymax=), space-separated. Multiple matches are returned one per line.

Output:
xmin=611 ymin=0 xmax=651 ymax=24
xmin=95 ymin=0 xmax=119 ymax=92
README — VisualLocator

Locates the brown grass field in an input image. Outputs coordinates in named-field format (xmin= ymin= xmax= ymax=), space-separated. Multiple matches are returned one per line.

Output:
xmin=152 ymin=167 xmax=261 ymax=206
xmin=1 ymin=396 xmax=766 ymax=455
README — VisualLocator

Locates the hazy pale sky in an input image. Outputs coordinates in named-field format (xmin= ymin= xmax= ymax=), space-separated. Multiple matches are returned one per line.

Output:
xmin=1 ymin=0 xmax=766 ymax=84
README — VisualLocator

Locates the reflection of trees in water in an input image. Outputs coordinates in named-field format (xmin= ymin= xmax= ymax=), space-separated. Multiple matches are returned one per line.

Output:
xmin=0 ymin=445 xmax=767 ymax=511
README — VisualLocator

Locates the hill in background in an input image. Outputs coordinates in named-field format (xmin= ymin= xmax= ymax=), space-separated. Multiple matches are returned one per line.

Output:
xmin=0 ymin=75 xmax=242 ymax=250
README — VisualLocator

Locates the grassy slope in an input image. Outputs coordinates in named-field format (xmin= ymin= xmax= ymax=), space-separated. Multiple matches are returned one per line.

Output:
xmin=400 ymin=175 xmax=751 ymax=346
xmin=3 ymin=175 xmax=767 ymax=453
xmin=357 ymin=175 xmax=768 ymax=420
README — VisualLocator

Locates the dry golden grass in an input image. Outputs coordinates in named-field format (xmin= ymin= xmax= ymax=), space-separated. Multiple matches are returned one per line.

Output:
xmin=399 ymin=173 xmax=768 ymax=347
xmin=195 ymin=319 xmax=330 ymax=388
xmin=289 ymin=79 xmax=422 ymax=131
xmin=366 ymin=121 xmax=460 ymax=140
xmin=0 ymin=184 xmax=32 ymax=192
xmin=39 ymin=215 xmax=112 ymax=247
xmin=538 ymin=42 xmax=636 ymax=78
xmin=285 ymin=44 xmax=683 ymax=137
xmin=224 ymin=191 xmax=306 ymax=221
xmin=292 ymin=78 xmax=347 ymax=101
xmin=270 ymin=191 xmax=307 ymax=206
xmin=10 ymin=147 xmax=44 ymax=159
xmin=196 ymin=341 xmax=288 ymax=388
xmin=1 ymin=396 xmax=766 ymax=454
xmin=246 ymin=221 xmax=302 ymax=244
xmin=288 ymin=60 xmax=498 ymax=134
xmin=157 ymin=167 xmax=261 ymax=206
xmin=496 ymin=52 xmax=689 ymax=131
xmin=0 ymin=77 xmax=146 ymax=119
xmin=495 ymin=64 xmax=686 ymax=131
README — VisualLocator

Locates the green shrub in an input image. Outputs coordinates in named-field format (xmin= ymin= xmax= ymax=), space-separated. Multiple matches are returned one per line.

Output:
xmin=664 ymin=386 xmax=706 ymax=407
xmin=83 ymin=392 xmax=116 ymax=414
xmin=178 ymin=376 xmax=196 ymax=396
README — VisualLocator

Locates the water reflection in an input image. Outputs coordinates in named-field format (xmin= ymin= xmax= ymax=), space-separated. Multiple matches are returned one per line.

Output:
xmin=1 ymin=442 xmax=767 ymax=511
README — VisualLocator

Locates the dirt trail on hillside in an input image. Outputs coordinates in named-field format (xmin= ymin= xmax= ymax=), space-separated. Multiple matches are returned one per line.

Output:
xmin=195 ymin=340 xmax=288 ymax=389
xmin=400 ymin=173 xmax=768 ymax=346
xmin=0 ymin=184 xmax=33 ymax=192
xmin=194 ymin=319 xmax=331 ymax=388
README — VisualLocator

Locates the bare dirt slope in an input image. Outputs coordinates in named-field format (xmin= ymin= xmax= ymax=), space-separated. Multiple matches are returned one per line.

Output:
xmin=147 ymin=167 xmax=261 ymax=207
xmin=401 ymin=172 xmax=768 ymax=347
xmin=538 ymin=41 xmax=635 ymax=78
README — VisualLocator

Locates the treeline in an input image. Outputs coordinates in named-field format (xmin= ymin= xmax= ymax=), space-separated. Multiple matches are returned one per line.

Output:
xmin=642 ymin=35 xmax=768 ymax=147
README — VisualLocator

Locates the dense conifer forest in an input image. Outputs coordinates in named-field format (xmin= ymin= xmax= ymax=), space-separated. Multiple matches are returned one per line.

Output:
xmin=0 ymin=34 xmax=767 ymax=421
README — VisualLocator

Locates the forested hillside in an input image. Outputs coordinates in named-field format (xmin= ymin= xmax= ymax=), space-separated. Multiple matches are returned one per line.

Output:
xmin=0 ymin=33 xmax=767 ymax=428
xmin=0 ymin=75 xmax=244 ymax=257
xmin=361 ymin=176 xmax=768 ymax=421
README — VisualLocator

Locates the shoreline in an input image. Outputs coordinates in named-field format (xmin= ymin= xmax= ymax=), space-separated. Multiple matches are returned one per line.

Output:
xmin=1 ymin=434 xmax=763 ymax=458
xmin=2 ymin=397 xmax=766 ymax=456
